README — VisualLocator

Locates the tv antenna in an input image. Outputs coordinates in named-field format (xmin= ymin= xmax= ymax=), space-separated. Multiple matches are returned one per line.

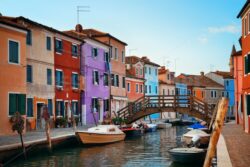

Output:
xmin=77 ymin=6 xmax=90 ymax=24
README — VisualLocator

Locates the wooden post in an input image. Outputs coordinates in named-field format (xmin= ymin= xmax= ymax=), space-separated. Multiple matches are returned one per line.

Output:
xmin=203 ymin=98 xmax=228 ymax=167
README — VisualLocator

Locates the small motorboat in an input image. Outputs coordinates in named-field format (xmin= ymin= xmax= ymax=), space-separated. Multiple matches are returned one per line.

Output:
xmin=156 ymin=122 xmax=172 ymax=129
xmin=120 ymin=127 xmax=142 ymax=138
xmin=169 ymin=147 xmax=207 ymax=164
xmin=182 ymin=129 xmax=210 ymax=145
xmin=145 ymin=124 xmax=157 ymax=132
xmin=76 ymin=125 xmax=126 ymax=144
xmin=187 ymin=123 xmax=209 ymax=132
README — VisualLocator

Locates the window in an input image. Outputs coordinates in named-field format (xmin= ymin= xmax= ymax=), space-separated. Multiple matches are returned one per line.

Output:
xmin=115 ymin=75 xmax=119 ymax=87
xmin=55 ymin=39 xmax=63 ymax=53
xmin=145 ymin=85 xmax=147 ymax=93
xmin=136 ymin=68 xmax=139 ymax=75
xmin=211 ymin=91 xmax=214 ymax=98
xmin=46 ymin=36 xmax=51 ymax=50
xmin=56 ymin=101 xmax=64 ymax=117
xmin=104 ymin=99 xmax=109 ymax=112
xmin=226 ymin=80 xmax=229 ymax=86
xmin=140 ymin=69 xmax=143 ymax=75
xmin=226 ymin=92 xmax=229 ymax=98
xmin=168 ymin=89 xmax=170 ymax=95
xmin=245 ymin=54 xmax=250 ymax=74
xmin=155 ymin=86 xmax=158 ymax=94
xmin=127 ymin=83 xmax=130 ymax=92
xmin=122 ymin=77 xmax=126 ymax=88
xmin=114 ymin=48 xmax=118 ymax=60
xmin=167 ymin=74 xmax=170 ymax=80
xmin=188 ymin=90 xmax=191 ymax=95
xmin=27 ymin=65 xmax=32 ymax=83
xmin=56 ymin=70 xmax=63 ymax=87
xmin=163 ymin=89 xmax=165 ymax=95
xmin=144 ymin=67 xmax=147 ymax=74
xmin=72 ymin=101 xmax=79 ymax=115
xmin=136 ymin=84 xmax=139 ymax=93
xmin=149 ymin=85 xmax=151 ymax=94
xmin=72 ymin=44 xmax=78 ymax=57
xmin=193 ymin=90 xmax=196 ymax=96
xmin=92 ymin=48 xmax=98 ymax=58
xmin=48 ymin=99 xmax=53 ymax=116
xmin=9 ymin=40 xmax=19 ymax=64
xmin=149 ymin=67 xmax=151 ymax=75
xmin=9 ymin=93 xmax=26 ymax=115
xmin=104 ymin=52 xmax=109 ymax=62
xmin=172 ymin=90 xmax=175 ymax=95
xmin=110 ymin=46 xmax=113 ymax=59
xmin=72 ymin=73 xmax=79 ymax=88
xmin=215 ymin=91 xmax=217 ymax=98
xmin=222 ymin=91 xmax=225 ymax=97
xmin=155 ymin=69 xmax=158 ymax=76
xmin=91 ymin=98 xmax=99 ymax=112
xmin=27 ymin=98 xmax=33 ymax=117
xmin=140 ymin=85 xmax=143 ymax=93
xmin=104 ymin=73 xmax=109 ymax=86
xmin=47 ymin=69 xmax=52 ymax=85
xmin=247 ymin=95 xmax=250 ymax=115
xmin=122 ymin=51 xmax=125 ymax=63
xmin=111 ymin=74 xmax=115 ymax=86
xmin=93 ymin=70 xmax=99 ymax=85
xmin=245 ymin=17 xmax=247 ymax=36
xmin=211 ymin=90 xmax=217 ymax=98
xmin=26 ymin=30 xmax=32 ymax=45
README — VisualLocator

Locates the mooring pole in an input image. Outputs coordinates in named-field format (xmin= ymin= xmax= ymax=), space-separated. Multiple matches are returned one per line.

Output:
xmin=203 ymin=98 xmax=228 ymax=167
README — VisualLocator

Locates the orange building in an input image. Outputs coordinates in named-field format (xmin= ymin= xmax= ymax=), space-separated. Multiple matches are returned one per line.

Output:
xmin=237 ymin=1 xmax=250 ymax=133
xmin=0 ymin=18 xmax=28 ymax=135
xmin=125 ymin=56 xmax=145 ymax=102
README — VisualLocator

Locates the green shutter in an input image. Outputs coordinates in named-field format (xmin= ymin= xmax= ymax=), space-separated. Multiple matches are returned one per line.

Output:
xmin=18 ymin=94 xmax=26 ymax=115
xmin=9 ymin=94 xmax=17 ymax=115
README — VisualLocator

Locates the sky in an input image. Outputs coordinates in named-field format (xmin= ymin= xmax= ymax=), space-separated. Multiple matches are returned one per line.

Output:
xmin=0 ymin=0 xmax=246 ymax=75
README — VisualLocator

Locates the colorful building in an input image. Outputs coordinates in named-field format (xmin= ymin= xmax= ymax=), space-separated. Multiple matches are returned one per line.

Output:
xmin=0 ymin=18 xmax=28 ymax=135
xmin=142 ymin=57 xmax=160 ymax=119
xmin=158 ymin=66 xmax=176 ymax=119
xmin=206 ymin=71 xmax=235 ymax=119
xmin=230 ymin=45 xmax=243 ymax=125
xmin=65 ymin=25 xmax=110 ymax=125
xmin=237 ymin=1 xmax=250 ymax=133
xmin=125 ymin=56 xmax=145 ymax=102
xmin=54 ymin=30 xmax=82 ymax=126
xmin=82 ymin=29 xmax=128 ymax=116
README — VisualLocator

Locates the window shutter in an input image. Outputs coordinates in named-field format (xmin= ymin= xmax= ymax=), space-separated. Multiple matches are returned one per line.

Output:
xmin=247 ymin=95 xmax=250 ymax=115
xmin=92 ymin=71 xmax=95 ymax=84
xmin=18 ymin=94 xmax=26 ymax=115
xmin=245 ymin=56 xmax=249 ymax=74
xmin=96 ymin=71 xmax=99 ymax=84
xmin=9 ymin=94 xmax=17 ymax=115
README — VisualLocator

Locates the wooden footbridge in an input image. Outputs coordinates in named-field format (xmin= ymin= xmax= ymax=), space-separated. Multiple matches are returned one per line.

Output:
xmin=116 ymin=95 xmax=216 ymax=124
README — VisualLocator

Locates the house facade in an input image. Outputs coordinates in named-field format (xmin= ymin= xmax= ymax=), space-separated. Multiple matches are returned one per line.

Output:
xmin=158 ymin=66 xmax=176 ymax=119
xmin=237 ymin=1 xmax=250 ymax=133
xmin=54 ymin=32 xmax=82 ymax=126
xmin=0 ymin=18 xmax=27 ymax=135
xmin=142 ymin=57 xmax=160 ymax=119
xmin=125 ymin=56 xmax=145 ymax=102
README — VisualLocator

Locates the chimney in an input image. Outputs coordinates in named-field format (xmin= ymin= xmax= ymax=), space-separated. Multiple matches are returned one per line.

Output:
xmin=75 ymin=24 xmax=83 ymax=33
xmin=200 ymin=71 xmax=204 ymax=76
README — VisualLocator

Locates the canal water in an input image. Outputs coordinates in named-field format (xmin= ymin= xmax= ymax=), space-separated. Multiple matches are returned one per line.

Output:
xmin=10 ymin=126 xmax=202 ymax=167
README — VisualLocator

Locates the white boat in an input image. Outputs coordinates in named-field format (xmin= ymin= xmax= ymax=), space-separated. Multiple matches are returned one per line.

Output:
xmin=76 ymin=125 xmax=126 ymax=144
xmin=156 ymin=122 xmax=172 ymax=129
xmin=145 ymin=124 xmax=157 ymax=132
xmin=182 ymin=129 xmax=210 ymax=145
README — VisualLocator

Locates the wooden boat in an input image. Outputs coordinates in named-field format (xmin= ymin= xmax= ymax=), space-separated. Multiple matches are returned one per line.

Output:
xmin=169 ymin=147 xmax=207 ymax=164
xmin=76 ymin=125 xmax=125 ymax=144
xmin=145 ymin=124 xmax=157 ymax=132
xmin=182 ymin=129 xmax=210 ymax=145
xmin=120 ymin=127 xmax=143 ymax=138
xmin=156 ymin=122 xmax=172 ymax=129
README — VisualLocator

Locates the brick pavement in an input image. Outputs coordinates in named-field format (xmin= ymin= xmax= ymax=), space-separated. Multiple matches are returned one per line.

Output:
xmin=222 ymin=123 xmax=250 ymax=167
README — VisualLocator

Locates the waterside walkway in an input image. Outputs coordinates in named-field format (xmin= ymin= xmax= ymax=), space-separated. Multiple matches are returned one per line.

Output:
xmin=222 ymin=123 xmax=250 ymax=167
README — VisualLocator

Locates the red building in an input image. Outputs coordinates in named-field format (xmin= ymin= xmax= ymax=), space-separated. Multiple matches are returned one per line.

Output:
xmin=125 ymin=56 xmax=145 ymax=102
xmin=54 ymin=34 xmax=82 ymax=124
xmin=237 ymin=1 xmax=250 ymax=133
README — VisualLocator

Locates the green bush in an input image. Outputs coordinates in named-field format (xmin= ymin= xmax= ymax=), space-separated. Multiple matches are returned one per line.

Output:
xmin=55 ymin=117 xmax=67 ymax=128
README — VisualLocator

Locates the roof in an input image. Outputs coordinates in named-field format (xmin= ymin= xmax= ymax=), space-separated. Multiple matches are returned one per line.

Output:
xmin=82 ymin=29 xmax=127 ymax=46
xmin=141 ymin=57 xmax=160 ymax=67
xmin=63 ymin=30 xmax=111 ymax=47
xmin=125 ymin=56 xmax=142 ymax=64
xmin=175 ymin=74 xmax=223 ymax=88
xmin=159 ymin=80 xmax=175 ymax=86
xmin=232 ymin=50 xmax=242 ymax=57
xmin=212 ymin=71 xmax=233 ymax=79
xmin=126 ymin=71 xmax=145 ymax=81
xmin=0 ymin=17 xmax=28 ymax=32
xmin=237 ymin=0 xmax=250 ymax=18
xmin=1 ymin=16 xmax=83 ymax=42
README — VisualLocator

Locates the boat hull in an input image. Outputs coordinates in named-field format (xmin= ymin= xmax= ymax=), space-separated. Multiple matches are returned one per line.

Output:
xmin=76 ymin=132 xmax=126 ymax=144
xmin=169 ymin=150 xmax=206 ymax=164
xmin=182 ymin=136 xmax=210 ymax=145
xmin=157 ymin=123 xmax=172 ymax=129
xmin=121 ymin=128 xmax=143 ymax=138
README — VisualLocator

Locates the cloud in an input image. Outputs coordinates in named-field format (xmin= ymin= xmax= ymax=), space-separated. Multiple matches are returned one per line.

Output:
xmin=197 ymin=36 xmax=208 ymax=44
xmin=207 ymin=25 xmax=240 ymax=34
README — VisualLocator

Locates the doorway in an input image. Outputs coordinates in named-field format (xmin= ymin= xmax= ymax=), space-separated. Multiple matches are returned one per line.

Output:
xmin=36 ymin=103 xmax=44 ymax=130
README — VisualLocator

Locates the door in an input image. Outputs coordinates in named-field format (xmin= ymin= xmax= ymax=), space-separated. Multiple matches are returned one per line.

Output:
xmin=36 ymin=103 xmax=44 ymax=130
xmin=116 ymin=101 xmax=120 ymax=113
xmin=99 ymin=100 xmax=104 ymax=122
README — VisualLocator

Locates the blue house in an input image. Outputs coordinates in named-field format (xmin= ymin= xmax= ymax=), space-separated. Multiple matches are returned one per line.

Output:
xmin=142 ymin=57 xmax=160 ymax=120
xmin=175 ymin=82 xmax=190 ymax=120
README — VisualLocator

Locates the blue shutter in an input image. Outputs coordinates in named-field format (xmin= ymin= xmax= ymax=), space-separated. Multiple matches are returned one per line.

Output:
xmin=48 ymin=99 xmax=53 ymax=116
xmin=18 ymin=94 xmax=26 ymax=115
xmin=47 ymin=69 xmax=52 ymax=85
xmin=9 ymin=40 xmax=19 ymax=64
xmin=26 ymin=31 xmax=32 ymax=45
xmin=27 ymin=98 xmax=33 ymax=117
xmin=27 ymin=65 xmax=32 ymax=83
xmin=9 ymin=94 xmax=17 ymax=115
xmin=47 ymin=37 xmax=51 ymax=50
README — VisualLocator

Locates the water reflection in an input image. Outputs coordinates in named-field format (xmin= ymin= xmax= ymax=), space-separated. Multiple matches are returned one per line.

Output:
xmin=10 ymin=126 xmax=194 ymax=167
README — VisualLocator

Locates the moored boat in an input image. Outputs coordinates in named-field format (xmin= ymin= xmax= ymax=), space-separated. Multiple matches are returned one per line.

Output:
xmin=169 ymin=147 xmax=207 ymax=164
xmin=145 ymin=124 xmax=157 ymax=132
xmin=76 ymin=125 xmax=126 ymax=144
xmin=120 ymin=127 xmax=143 ymax=138
xmin=156 ymin=122 xmax=172 ymax=129
xmin=182 ymin=129 xmax=210 ymax=145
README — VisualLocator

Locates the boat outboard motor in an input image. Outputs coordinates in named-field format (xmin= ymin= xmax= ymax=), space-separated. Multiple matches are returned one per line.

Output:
xmin=189 ymin=135 xmax=201 ymax=147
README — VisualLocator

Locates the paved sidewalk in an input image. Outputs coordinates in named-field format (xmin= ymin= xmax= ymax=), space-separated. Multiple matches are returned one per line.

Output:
xmin=0 ymin=125 xmax=91 ymax=151
xmin=222 ymin=123 xmax=250 ymax=167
